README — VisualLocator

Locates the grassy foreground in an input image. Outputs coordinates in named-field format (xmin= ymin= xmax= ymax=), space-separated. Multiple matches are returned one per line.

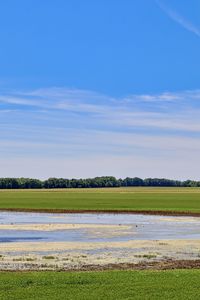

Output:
xmin=0 ymin=187 xmax=200 ymax=213
xmin=0 ymin=270 xmax=200 ymax=300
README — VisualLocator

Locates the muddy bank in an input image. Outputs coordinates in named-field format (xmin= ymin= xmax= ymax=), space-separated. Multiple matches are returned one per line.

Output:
xmin=1 ymin=208 xmax=200 ymax=217
xmin=3 ymin=260 xmax=200 ymax=272
xmin=2 ymin=256 xmax=200 ymax=271
xmin=70 ymin=260 xmax=200 ymax=271
xmin=1 ymin=239 xmax=200 ymax=271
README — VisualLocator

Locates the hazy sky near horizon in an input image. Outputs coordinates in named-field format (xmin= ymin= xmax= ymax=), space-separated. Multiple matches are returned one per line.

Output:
xmin=1 ymin=0 xmax=200 ymax=180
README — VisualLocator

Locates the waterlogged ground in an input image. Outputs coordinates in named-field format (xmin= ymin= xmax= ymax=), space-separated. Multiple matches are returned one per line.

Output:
xmin=1 ymin=212 xmax=200 ymax=270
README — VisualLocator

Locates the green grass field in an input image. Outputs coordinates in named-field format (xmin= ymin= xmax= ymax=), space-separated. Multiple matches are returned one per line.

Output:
xmin=0 ymin=187 xmax=200 ymax=213
xmin=0 ymin=270 xmax=200 ymax=300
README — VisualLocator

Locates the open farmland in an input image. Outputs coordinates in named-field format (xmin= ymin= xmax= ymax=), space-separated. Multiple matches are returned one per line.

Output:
xmin=1 ymin=270 xmax=200 ymax=300
xmin=0 ymin=187 xmax=200 ymax=214
xmin=1 ymin=188 xmax=200 ymax=299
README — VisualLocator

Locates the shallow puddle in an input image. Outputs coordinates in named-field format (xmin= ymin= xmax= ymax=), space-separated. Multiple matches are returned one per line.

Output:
xmin=0 ymin=211 xmax=200 ymax=243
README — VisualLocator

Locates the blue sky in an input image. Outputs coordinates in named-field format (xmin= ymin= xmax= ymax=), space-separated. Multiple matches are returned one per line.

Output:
xmin=1 ymin=0 xmax=200 ymax=179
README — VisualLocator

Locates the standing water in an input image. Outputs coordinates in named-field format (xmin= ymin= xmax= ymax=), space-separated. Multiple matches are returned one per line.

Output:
xmin=0 ymin=211 xmax=200 ymax=243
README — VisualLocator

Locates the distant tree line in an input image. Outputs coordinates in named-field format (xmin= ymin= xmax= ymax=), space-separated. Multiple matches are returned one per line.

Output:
xmin=0 ymin=177 xmax=199 ymax=189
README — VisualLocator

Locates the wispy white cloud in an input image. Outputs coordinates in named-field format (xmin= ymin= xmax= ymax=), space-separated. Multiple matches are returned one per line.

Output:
xmin=1 ymin=130 xmax=200 ymax=155
xmin=156 ymin=0 xmax=200 ymax=38
xmin=1 ymin=88 xmax=200 ymax=133
xmin=1 ymin=86 xmax=200 ymax=178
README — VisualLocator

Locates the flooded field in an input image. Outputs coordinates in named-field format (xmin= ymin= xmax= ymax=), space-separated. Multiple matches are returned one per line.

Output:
xmin=1 ymin=211 xmax=200 ymax=270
